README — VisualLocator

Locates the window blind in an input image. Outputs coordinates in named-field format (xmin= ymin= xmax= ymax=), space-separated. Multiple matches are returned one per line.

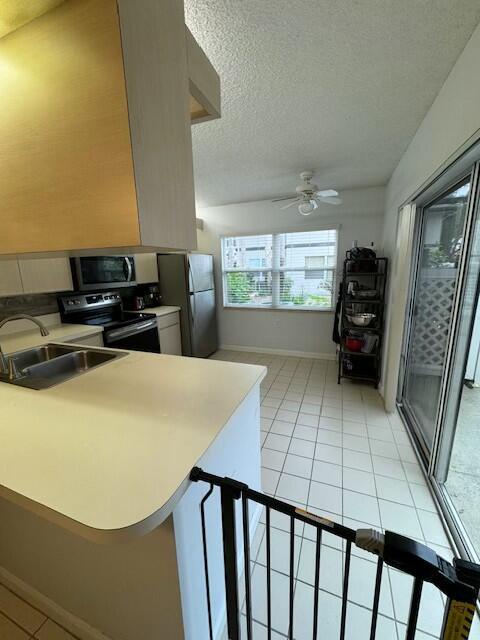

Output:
xmin=221 ymin=229 xmax=337 ymax=310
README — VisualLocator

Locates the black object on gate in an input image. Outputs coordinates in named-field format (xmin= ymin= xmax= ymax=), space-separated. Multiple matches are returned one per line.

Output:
xmin=190 ymin=467 xmax=480 ymax=640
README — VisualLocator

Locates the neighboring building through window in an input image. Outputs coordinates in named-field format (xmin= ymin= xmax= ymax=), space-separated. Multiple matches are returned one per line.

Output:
xmin=248 ymin=257 xmax=266 ymax=268
xmin=221 ymin=229 xmax=337 ymax=310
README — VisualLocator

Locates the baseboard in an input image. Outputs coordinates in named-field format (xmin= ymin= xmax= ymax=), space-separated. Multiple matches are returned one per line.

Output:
xmin=0 ymin=567 xmax=112 ymax=640
xmin=219 ymin=344 xmax=336 ymax=361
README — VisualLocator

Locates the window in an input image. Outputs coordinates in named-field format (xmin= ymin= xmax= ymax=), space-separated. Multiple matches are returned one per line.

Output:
xmin=304 ymin=255 xmax=335 ymax=279
xmin=221 ymin=229 xmax=337 ymax=310
xmin=248 ymin=257 xmax=266 ymax=268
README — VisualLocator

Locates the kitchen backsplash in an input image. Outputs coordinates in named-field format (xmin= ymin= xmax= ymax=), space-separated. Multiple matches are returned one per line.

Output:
xmin=0 ymin=292 xmax=64 ymax=321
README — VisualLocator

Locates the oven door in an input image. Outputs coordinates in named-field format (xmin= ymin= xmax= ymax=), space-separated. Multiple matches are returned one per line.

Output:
xmin=104 ymin=320 xmax=160 ymax=353
xmin=72 ymin=256 xmax=136 ymax=291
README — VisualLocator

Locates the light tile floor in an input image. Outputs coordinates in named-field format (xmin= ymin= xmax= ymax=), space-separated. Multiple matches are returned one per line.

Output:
xmin=211 ymin=349 xmax=480 ymax=640
xmin=0 ymin=583 xmax=77 ymax=639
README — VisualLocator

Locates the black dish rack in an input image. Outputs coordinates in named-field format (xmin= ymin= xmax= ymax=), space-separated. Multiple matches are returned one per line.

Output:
xmin=337 ymin=254 xmax=388 ymax=388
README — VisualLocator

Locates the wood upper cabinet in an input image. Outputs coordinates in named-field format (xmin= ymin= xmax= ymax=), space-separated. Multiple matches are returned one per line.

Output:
xmin=186 ymin=27 xmax=221 ymax=124
xmin=0 ymin=0 xmax=197 ymax=256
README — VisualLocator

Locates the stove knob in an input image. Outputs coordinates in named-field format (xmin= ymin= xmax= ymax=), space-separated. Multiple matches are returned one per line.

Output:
xmin=74 ymin=300 xmax=81 ymax=305
xmin=67 ymin=300 xmax=74 ymax=305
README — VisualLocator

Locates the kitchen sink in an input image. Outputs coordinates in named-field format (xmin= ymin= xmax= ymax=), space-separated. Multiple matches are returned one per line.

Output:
xmin=9 ymin=344 xmax=75 ymax=370
xmin=1 ymin=343 xmax=125 ymax=390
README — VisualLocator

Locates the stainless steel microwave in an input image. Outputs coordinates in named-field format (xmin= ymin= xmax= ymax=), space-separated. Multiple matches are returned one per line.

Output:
xmin=70 ymin=256 xmax=136 ymax=291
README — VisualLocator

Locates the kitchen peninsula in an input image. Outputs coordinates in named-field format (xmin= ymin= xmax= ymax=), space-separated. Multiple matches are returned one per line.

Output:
xmin=0 ymin=347 xmax=265 ymax=639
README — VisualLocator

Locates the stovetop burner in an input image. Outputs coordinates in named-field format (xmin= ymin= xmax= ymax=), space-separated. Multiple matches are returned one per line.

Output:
xmin=58 ymin=290 xmax=161 ymax=355
xmin=58 ymin=290 xmax=155 ymax=331
xmin=82 ymin=311 xmax=156 ymax=330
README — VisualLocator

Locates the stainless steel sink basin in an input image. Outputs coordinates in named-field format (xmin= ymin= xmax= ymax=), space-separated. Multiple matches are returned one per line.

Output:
xmin=1 ymin=343 xmax=125 ymax=390
xmin=10 ymin=344 xmax=75 ymax=370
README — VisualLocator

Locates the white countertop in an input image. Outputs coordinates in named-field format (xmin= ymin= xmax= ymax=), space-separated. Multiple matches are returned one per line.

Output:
xmin=0 ymin=348 xmax=265 ymax=541
xmin=1 ymin=324 xmax=103 ymax=355
xmin=144 ymin=305 xmax=180 ymax=317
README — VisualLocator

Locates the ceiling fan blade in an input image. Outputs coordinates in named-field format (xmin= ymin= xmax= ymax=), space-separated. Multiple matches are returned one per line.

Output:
xmin=272 ymin=195 xmax=296 ymax=203
xmin=316 ymin=189 xmax=338 ymax=198
xmin=281 ymin=199 xmax=301 ymax=210
xmin=317 ymin=196 xmax=342 ymax=205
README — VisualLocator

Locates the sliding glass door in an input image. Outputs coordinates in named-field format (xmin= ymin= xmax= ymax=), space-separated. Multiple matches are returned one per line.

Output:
xmin=399 ymin=154 xmax=480 ymax=561
xmin=401 ymin=178 xmax=471 ymax=457
xmin=434 ymin=182 xmax=480 ymax=560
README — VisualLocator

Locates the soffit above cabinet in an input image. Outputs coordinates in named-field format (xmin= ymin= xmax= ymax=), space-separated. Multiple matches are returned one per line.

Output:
xmin=0 ymin=2 xmax=220 ymax=124
xmin=186 ymin=26 xmax=221 ymax=123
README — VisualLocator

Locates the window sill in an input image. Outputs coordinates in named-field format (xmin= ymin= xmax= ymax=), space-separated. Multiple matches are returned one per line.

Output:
xmin=223 ymin=305 xmax=333 ymax=313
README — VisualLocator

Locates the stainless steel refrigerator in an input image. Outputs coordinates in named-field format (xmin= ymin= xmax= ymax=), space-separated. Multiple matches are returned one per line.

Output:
xmin=157 ymin=253 xmax=218 ymax=357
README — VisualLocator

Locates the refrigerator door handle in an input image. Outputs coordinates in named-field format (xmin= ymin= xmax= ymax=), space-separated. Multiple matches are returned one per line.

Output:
xmin=190 ymin=292 xmax=195 ymax=325
xmin=188 ymin=258 xmax=196 ymax=293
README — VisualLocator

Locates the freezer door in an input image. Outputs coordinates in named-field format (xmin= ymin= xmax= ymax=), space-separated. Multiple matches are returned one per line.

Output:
xmin=188 ymin=254 xmax=214 ymax=293
xmin=158 ymin=253 xmax=192 ymax=355
xmin=189 ymin=289 xmax=218 ymax=357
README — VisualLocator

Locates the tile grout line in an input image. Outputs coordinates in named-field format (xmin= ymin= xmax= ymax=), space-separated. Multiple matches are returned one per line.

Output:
xmin=271 ymin=356 xmax=310 ymax=604
xmin=365 ymin=423 xmax=401 ymax=640
xmin=287 ymin=358 xmax=313 ymax=615
xmin=263 ymin=446 xmax=435 ymax=510
xmin=294 ymin=361 xmax=327 ymax=621
xmin=0 ymin=609 xmax=38 ymax=639
xmin=232 ymin=352 xmax=448 ymax=636
xmin=249 ymin=559 xmax=409 ymax=622
xmin=375 ymin=414 xmax=451 ymax=625
xmin=30 ymin=616 xmax=48 ymax=639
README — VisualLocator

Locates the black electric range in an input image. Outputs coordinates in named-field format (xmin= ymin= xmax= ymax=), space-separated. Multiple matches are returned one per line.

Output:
xmin=58 ymin=291 xmax=160 ymax=353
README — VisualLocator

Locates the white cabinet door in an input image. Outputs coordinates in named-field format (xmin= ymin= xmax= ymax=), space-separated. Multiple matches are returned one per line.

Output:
xmin=159 ymin=323 xmax=182 ymax=355
xmin=19 ymin=258 xmax=73 ymax=294
xmin=0 ymin=260 xmax=23 ymax=296
xmin=157 ymin=311 xmax=180 ymax=330
xmin=134 ymin=254 xmax=158 ymax=284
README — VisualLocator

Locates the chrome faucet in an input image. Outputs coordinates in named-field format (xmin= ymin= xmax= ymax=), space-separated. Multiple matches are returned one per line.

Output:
xmin=0 ymin=314 xmax=50 ymax=379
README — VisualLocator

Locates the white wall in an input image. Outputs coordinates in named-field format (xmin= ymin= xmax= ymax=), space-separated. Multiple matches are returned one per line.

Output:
xmin=197 ymin=187 xmax=385 ymax=357
xmin=174 ymin=385 xmax=261 ymax=640
xmin=381 ymin=21 xmax=480 ymax=407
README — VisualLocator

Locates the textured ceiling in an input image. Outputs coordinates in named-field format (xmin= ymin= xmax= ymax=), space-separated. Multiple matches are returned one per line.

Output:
xmin=185 ymin=0 xmax=480 ymax=207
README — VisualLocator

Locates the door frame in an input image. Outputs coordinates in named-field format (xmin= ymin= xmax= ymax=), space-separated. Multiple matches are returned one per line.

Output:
xmin=429 ymin=163 xmax=480 ymax=479
xmin=398 ymin=170 xmax=475 ymax=462
xmin=397 ymin=153 xmax=480 ymax=562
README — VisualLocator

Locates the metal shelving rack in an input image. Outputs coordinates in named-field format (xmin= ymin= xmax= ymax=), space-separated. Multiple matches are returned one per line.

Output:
xmin=337 ymin=254 xmax=388 ymax=388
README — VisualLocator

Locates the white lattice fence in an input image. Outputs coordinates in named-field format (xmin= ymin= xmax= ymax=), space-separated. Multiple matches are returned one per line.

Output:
xmin=411 ymin=268 xmax=456 ymax=376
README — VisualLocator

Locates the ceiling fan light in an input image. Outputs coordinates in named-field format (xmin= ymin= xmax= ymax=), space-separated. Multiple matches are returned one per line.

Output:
xmin=298 ymin=201 xmax=315 ymax=215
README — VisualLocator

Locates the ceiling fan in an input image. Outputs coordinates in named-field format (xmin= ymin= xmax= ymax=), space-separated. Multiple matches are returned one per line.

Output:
xmin=272 ymin=171 xmax=342 ymax=215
